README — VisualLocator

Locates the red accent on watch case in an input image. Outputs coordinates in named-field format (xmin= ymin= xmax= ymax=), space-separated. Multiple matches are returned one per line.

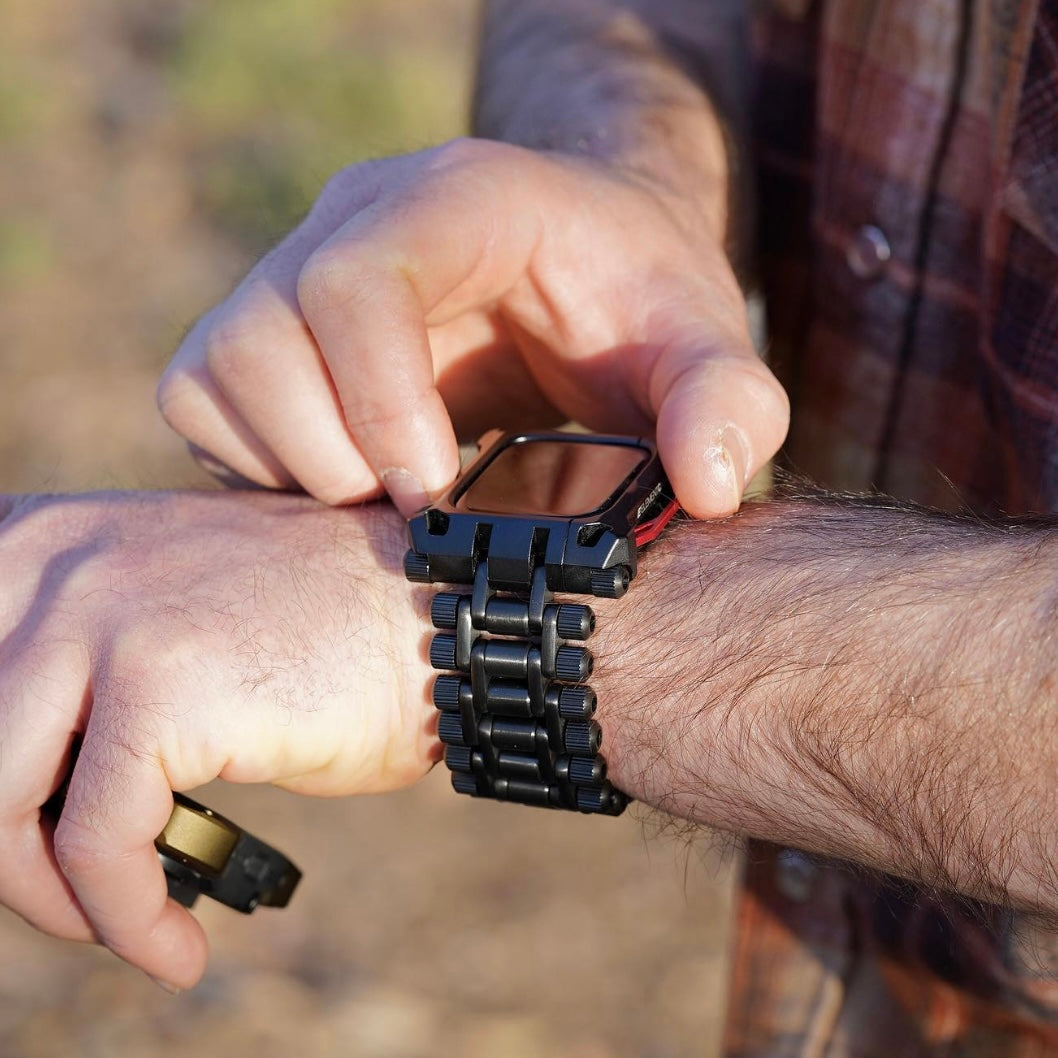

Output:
xmin=634 ymin=498 xmax=680 ymax=547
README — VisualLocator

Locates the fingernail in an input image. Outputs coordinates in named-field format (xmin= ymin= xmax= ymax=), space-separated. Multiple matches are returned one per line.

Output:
xmin=187 ymin=443 xmax=230 ymax=477
xmin=187 ymin=443 xmax=265 ymax=490
xmin=721 ymin=424 xmax=751 ymax=490
xmin=149 ymin=975 xmax=183 ymax=996
xmin=705 ymin=425 xmax=751 ymax=513
xmin=380 ymin=467 xmax=429 ymax=515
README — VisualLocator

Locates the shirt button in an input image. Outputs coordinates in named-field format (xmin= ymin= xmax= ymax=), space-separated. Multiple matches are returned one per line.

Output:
xmin=775 ymin=848 xmax=819 ymax=902
xmin=846 ymin=224 xmax=891 ymax=279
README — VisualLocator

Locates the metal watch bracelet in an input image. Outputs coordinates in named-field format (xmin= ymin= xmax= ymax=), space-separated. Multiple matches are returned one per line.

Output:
xmin=408 ymin=555 xmax=629 ymax=816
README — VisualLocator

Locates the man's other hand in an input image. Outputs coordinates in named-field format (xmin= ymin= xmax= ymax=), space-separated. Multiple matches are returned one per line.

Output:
xmin=157 ymin=139 xmax=789 ymax=519
xmin=0 ymin=491 xmax=433 ymax=990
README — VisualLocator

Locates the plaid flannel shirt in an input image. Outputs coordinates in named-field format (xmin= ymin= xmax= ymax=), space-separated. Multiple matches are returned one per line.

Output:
xmin=724 ymin=0 xmax=1058 ymax=1053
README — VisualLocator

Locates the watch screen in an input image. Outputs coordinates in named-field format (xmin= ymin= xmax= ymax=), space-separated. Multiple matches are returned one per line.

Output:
xmin=457 ymin=439 xmax=649 ymax=517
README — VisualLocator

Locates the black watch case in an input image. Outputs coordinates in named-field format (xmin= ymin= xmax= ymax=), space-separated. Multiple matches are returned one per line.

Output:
xmin=404 ymin=430 xmax=676 ymax=597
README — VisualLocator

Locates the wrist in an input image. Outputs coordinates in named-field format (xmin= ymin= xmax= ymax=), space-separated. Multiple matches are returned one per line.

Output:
xmin=346 ymin=502 xmax=443 ymax=789
xmin=543 ymin=117 xmax=731 ymax=251
xmin=475 ymin=3 xmax=737 ymax=250
xmin=591 ymin=495 xmax=1058 ymax=911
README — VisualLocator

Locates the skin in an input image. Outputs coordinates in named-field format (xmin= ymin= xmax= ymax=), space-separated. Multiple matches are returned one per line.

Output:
xmin=595 ymin=497 xmax=1058 ymax=917
xmin=4 ymin=490 xmax=1058 ymax=995
xmin=0 ymin=491 xmax=432 ymax=990
xmin=156 ymin=1 xmax=788 ymax=520
xmin=10 ymin=0 xmax=1055 ymax=997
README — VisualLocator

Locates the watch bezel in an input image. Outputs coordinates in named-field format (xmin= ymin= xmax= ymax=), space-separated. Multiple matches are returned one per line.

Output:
xmin=406 ymin=431 xmax=674 ymax=595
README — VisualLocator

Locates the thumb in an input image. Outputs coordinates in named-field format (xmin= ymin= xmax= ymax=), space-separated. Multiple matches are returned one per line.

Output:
xmin=651 ymin=324 xmax=790 ymax=518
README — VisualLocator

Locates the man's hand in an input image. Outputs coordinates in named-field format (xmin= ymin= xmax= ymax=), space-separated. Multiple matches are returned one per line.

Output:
xmin=157 ymin=140 xmax=788 ymax=519
xmin=0 ymin=491 xmax=432 ymax=990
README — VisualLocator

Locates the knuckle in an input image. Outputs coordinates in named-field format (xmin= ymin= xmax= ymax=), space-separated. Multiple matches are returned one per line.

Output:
xmin=155 ymin=367 xmax=201 ymax=432
xmin=297 ymin=247 xmax=371 ymax=319
xmin=316 ymin=158 xmax=380 ymax=206
xmin=105 ymin=619 xmax=166 ymax=676
xmin=315 ymin=166 xmax=359 ymax=208
xmin=203 ymin=315 xmax=264 ymax=387
xmin=57 ymin=523 xmax=149 ymax=602
xmin=425 ymin=135 xmax=502 ymax=174
xmin=201 ymin=285 xmax=290 ymax=386
xmin=0 ymin=633 xmax=81 ymax=716
xmin=0 ymin=499 xmax=115 ymax=598
xmin=304 ymin=157 xmax=393 ymax=232
xmin=53 ymin=814 xmax=106 ymax=875
xmin=157 ymin=314 xmax=218 ymax=427
xmin=0 ymin=496 xmax=69 ymax=553
xmin=419 ymin=138 xmax=511 ymax=204
xmin=103 ymin=616 xmax=198 ymax=699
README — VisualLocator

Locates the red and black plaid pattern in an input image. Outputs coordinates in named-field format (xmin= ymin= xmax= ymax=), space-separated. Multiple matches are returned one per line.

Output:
xmin=758 ymin=0 xmax=1058 ymax=515
xmin=724 ymin=0 xmax=1058 ymax=1053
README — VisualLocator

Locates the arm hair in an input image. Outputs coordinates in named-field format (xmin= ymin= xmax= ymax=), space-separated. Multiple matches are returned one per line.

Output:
xmin=595 ymin=486 xmax=1058 ymax=916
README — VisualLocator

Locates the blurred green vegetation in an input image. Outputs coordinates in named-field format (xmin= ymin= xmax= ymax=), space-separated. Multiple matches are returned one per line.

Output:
xmin=0 ymin=74 xmax=32 ymax=143
xmin=0 ymin=219 xmax=52 ymax=283
xmin=169 ymin=0 xmax=473 ymax=248
xmin=0 ymin=0 xmax=474 ymax=469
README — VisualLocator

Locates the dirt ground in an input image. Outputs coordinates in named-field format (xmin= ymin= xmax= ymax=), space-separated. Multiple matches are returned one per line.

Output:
xmin=0 ymin=1 xmax=736 ymax=1054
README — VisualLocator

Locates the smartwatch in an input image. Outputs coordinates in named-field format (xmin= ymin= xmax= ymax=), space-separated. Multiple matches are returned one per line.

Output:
xmin=404 ymin=430 xmax=677 ymax=816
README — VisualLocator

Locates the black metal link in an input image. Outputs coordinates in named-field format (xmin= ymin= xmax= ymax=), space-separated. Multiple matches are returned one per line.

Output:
xmin=432 ymin=674 xmax=462 ymax=711
xmin=483 ymin=681 xmax=534 ymax=717
xmin=445 ymin=745 xmax=473 ymax=772
xmin=438 ymin=712 xmax=466 ymax=746
xmin=452 ymin=772 xmax=479 ymax=796
xmin=556 ymin=685 xmax=596 ymax=720
xmin=427 ymin=557 xmax=627 ymax=816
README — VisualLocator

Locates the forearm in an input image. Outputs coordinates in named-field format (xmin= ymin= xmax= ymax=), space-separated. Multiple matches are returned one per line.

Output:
xmin=593 ymin=493 xmax=1058 ymax=914
xmin=474 ymin=0 xmax=749 ymax=247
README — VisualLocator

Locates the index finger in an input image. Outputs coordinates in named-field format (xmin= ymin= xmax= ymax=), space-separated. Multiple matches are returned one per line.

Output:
xmin=295 ymin=140 xmax=543 ymax=514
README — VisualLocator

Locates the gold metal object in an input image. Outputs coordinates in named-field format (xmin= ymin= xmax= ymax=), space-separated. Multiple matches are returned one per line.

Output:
xmin=45 ymin=738 xmax=301 ymax=912
xmin=157 ymin=796 xmax=240 ymax=877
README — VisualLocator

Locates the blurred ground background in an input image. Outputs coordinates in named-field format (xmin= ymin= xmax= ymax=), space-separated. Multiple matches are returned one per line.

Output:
xmin=0 ymin=0 xmax=736 ymax=1054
